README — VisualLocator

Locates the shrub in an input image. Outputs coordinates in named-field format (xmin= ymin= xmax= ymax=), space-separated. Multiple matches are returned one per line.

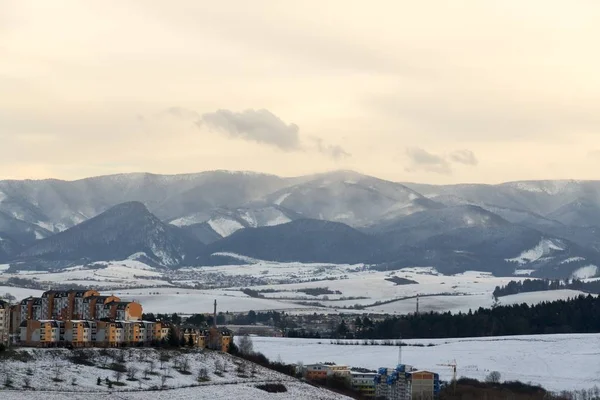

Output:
xmin=256 ymin=383 xmax=287 ymax=393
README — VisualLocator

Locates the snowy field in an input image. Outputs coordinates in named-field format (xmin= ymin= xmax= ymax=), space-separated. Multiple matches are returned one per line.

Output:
xmin=112 ymin=287 xmax=304 ymax=314
xmin=0 ymin=348 xmax=348 ymax=399
xmin=251 ymin=334 xmax=600 ymax=392
xmin=1 ymin=382 xmax=348 ymax=400
xmin=0 ymin=258 xmax=591 ymax=316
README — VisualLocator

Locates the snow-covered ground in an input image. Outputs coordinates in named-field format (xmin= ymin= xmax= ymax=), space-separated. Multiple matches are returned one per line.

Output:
xmin=2 ymin=381 xmax=347 ymax=400
xmin=0 ymin=348 xmax=348 ymax=399
xmin=112 ymin=287 xmax=303 ymax=314
xmin=0 ymin=260 xmax=591 ymax=315
xmin=0 ymin=260 xmax=171 ymax=289
xmin=252 ymin=334 xmax=600 ymax=392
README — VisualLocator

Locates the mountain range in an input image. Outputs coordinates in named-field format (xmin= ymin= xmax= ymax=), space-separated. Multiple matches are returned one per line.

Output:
xmin=2 ymin=170 xmax=600 ymax=278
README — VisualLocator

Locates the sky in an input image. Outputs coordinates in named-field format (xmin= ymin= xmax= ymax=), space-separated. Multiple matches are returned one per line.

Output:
xmin=2 ymin=1 xmax=600 ymax=184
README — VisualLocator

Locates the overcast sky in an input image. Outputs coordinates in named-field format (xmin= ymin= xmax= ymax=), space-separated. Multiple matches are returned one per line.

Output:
xmin=3 ymin=1 xmax=600 ymax=184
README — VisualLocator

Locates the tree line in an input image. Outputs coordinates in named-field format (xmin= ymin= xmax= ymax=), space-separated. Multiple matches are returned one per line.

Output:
xmin=333 ymin=294 xmax=600 ymax=339
xmin=493 ymin=278 xmax=600 ymax=299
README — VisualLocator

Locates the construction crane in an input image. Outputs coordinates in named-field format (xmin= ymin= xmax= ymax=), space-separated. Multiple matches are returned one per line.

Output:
xmin=437 ymin=359 xmax=457 ymax=394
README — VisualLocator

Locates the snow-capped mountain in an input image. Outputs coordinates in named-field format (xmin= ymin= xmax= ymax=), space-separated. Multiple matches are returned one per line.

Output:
xmin=17 ymin=202 xmax=201 ymax=267
xmin=263 ymin=170 xmax=438 ymax=227
xmin=4 ymin=171 xmax=600 ymax=277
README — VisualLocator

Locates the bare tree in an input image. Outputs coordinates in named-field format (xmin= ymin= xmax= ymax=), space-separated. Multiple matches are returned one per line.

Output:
xmin=52 ymin=363 xmax=62 ymax=382
xmin=23 ymin=376 xmax=31 ymax=389
xmin=296 ymin=361 xmax=304 ymax=378
xmin=197 ymin=367 xmax=209 ymax=382
xmin=4 ymin=372 xmax=13 ymax=388
xmin=159 ymin=352 xmax=170 ymax=370
xmin=149 ymin=360 xmax=156 ymax=373
xmin=251 ymin=363 xmax=258 ymax=377
xmin=485 ymin=371 xmax=501 ymax=384
xmin=214 ymin=360 xmax=224 ymax=375
xmin=236 ymin=362 xmax=246 ymax=377
xmin=126 ymin=365 xmax=138 ymax=381
xmin=113 ymin=370 xmax=123 ymax=383
xmin=143 ymin=367 xmax=151 ymax=380
xmin=160 ymin=373 xmax=168 ymax=389
xmin=181 ymin=357 xmax=190 ymax=373
xmin=238 ymin=334 xmax=254 ymax=355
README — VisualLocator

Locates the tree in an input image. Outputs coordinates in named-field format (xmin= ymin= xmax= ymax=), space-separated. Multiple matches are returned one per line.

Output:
xmin=485 ymin=371 xmax=501 ymax=384
xmin=97 ymin=377 xmax=102 ymax=386
xmin=168 ymin=327 xmax=179 ymax=347
xmin=214 ymin=360 xmax=224 ymax=375
xmin=181 ymin=357 xmax=191 ymax=373
xmin=113 ymin=370 xmax=123 ymax=383
xmin=159 ymin=352 xmax=171 ymax=370
xmin=197 ymin=367 xmax=209 ymax=382
xmin=23 ymin=376 xmax=31 ymax=388
xmin=295 ymin=361 xmax=304 ymax=378
xmin=247 ymin=310 xmax=257 ymax=324
xmin=186 ymin=314 xmax=206 ymax=326
xmin=238 ymin=334 xmax=254 ymax=355
xmin=126 ymin=366 xmax=138 ymax=381
xmin=336 ymin=320 xmax=349 ymax=338
xmin=160 ymin=373 xmax=168 ymax=389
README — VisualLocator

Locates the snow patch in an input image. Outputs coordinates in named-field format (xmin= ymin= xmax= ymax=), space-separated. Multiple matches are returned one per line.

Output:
xmin=264 ymin=215 xmax=291 ymax=226
xmin=35 ymin=220 xmax=55 ymax=232
xmin=514 ymin=269 xmax=535 ymax=276
xmin=169 ymin=213 xmax=208 ymax=227
xmin=560 ymin=257 xmax=585 ymax=264
xmin=505 ymin=239 xmax=565 ymax=265
xmin=208 ymin=217 xmax=245 ymax=237
xmin=571 ymin=265 xmax=598 ymax=279
xmin=274 ymin=192 xmax=291 ymax=205
xmin=211 ymin=252 xmax=260 ymax=264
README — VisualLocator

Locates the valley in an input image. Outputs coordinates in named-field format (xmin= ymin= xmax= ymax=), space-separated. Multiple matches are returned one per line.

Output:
xmin=0 ymin=259 xmax=588 ymax=316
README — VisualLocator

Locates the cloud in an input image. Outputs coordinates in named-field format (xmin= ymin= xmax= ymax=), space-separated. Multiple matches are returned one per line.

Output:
xmin=313 ymin=138 xmax=351 ymax=160
xmin=405 ymin=147 xmax=452 ymax=175
xmin=404 ymin=147 xmax=479 ymax=174
xmin=199 ymin=109 xmax=300 ymax=151
xmin=450 ymin=149 xmax=478 ymax=165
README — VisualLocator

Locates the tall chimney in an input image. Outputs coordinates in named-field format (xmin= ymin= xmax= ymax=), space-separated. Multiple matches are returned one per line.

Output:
xmin=213 ymin=299 xmax=217 ymax=328
xmin=416 ymin=295 xmax=419 ymax=315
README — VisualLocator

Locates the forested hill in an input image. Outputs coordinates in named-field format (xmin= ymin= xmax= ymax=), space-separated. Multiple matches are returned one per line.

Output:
xmin=493 ymin=278 xmax=600 ymax=298
xmin=333 ymin=294 xmax=600 ymax=339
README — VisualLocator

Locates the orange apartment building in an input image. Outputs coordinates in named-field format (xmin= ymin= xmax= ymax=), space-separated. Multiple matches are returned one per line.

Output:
xmin=16 ymin=292 xmax=232 ymax=351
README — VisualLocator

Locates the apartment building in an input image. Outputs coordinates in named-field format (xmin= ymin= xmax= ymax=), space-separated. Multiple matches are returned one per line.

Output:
xmin=20 ymin=320 xmax=62 ymax=346
xmin=32 ymin=298 xmax=43 ymax=320
xmin=99 ymin=301 xmax=143 ymax=321
xmin=351 ymin=372 xmax=377 ymax=398
xmin=0 ymin=300 xmax=8 ymax=344
xmin=305 ymin=364 xmax=329 ymax=381
xmin=15 ymin=293 xmax=233 ymax=351
xmin=82 ymin=295 xmax=120 ymax=320
xmin=72 ymin=290 xmax=101 ymax=319
xmin=305 ymin=364 xmax=351 ymax=382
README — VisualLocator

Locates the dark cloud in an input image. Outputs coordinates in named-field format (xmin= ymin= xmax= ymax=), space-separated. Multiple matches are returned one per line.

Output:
xmin=450 ymin=149 xmax=478 ymax=165
xmin=199 ymin=109 xmax=300 ymax=151
xmin=405 ymin=147 xmax=452 ymax=174
xmin=313 ymin=138 xmax=351 ymax=160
